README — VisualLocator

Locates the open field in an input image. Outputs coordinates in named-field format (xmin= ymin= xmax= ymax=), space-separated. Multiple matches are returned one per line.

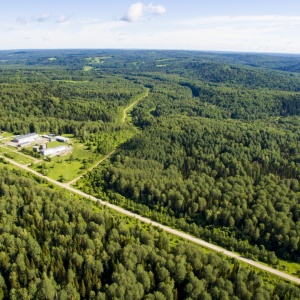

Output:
xmin=30 ymin=138 xmax=102 ymax=181
xmin=46 ymin=140 xmax=67 ymax=148
xmin=0 ymin=147 xmax=34 ymax=165
xmin=0 ymin=146 xmax=14 ymax=153
xmin=85 ymin=56 xmax=112 ymax=64
xmin=44 ymin=159 xmax=84 ymax=182
xmin=83 ymin=66 xmax=93 ymax=71
xmin=0 ymin=131 xmax=14 ymax=139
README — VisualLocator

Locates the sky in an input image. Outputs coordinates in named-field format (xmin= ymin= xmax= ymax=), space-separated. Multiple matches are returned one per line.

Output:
xmin=1 ymin=0 xmax=300 ymax=54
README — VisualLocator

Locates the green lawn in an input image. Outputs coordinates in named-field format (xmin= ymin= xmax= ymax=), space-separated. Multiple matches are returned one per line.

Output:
xmin=71 ymin=142 xmax=99 ymax=160
xmin=0 ymin=131 xmax=14 ymax=138
xmin=47 ymin=140 xmax=66 ymax=148
xmin=0 ymin=147 xmax=7 ymax=153
xmin=276 ymin=259 xmax=300 ymax=278
xmin=10 ymin=152 xmax=34 ymax=165
xmin=31 ymin=139 xmax=102 ymax=181
xmin=85 ymin=57 xmax=102 ymax=64
xmin=0 ymin=146 xmax=18 ymax=154
xmin=46 ymin=159 xmax=84 ymax=181
xmin=0 ymin=148 xmax=34 ymax=165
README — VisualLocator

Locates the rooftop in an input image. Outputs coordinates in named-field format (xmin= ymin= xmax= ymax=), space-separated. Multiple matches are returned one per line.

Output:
xmin=15 ymin=133 xmax=38 ymax=139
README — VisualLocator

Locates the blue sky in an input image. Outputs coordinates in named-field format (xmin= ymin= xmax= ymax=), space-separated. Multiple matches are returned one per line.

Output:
xmin=1 ymin=0 xmax=300 ymax=53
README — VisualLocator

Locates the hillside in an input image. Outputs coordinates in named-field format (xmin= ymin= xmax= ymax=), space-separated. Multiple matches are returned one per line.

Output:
xmin=0 ymin=167 xmax=300 ymax=299
xmin=1 ymin=49 xmax=300 ymax=298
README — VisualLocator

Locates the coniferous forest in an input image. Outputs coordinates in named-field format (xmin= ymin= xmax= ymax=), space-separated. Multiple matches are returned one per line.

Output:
xmin=1 ymin=49 xmax=300 ymax=298
xmin=1 ymin=167 xmax=300 ymax=299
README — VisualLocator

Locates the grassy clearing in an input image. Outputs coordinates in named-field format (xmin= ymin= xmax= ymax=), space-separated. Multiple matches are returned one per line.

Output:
xmin=0 ymin=146 xmax=33 ymax=161
xmin=53 ymin=80 xmax=90 ymax=83
xmin=71 ymin=142 xmax=99 ymax=161
xmin=0 ymin=149 xmax=34 ymax=165
xmin=47 ymin=140 xmax=67 ymax=148
xmin=45 ymin=159 xmax=84 ymax=181
xmin=276 ymin=259 xmax=300 ymax=278
xmin=83 ymin=66 xmax=93 ymax=71
xmin=0 ymin=158 xmax=17 ymax=170
xmin=0 ymin=146 xmax=13 ymax=153
xmin=85 ymin=56 xmax=112 ymax=64
xmin=85 ymin=57 xmax=102 ymax=64
xmin=0 ymin=131 xmax=14 ymax=138
xmin=31 ymin=139 xmax=102 ymax=181
xmin=9 ymin=152 xmax=34 ymax=165
xmin=6 ymin=145 xmax=17 ymax=150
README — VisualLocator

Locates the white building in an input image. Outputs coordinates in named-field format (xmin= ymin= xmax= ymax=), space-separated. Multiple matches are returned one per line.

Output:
xmin=13 ymin=133 xmax=39 ymax=143
xmin=41 ymin=145 xmax=67 ymax=156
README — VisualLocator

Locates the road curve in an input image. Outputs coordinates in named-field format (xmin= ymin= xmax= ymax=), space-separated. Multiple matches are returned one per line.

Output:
xmin=1 ymin=155 xmax=300 ymax=285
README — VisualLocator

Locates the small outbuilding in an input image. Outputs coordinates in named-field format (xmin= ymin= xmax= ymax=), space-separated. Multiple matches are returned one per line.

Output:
xmin=56 ymin=136 xmax=69 ymax=143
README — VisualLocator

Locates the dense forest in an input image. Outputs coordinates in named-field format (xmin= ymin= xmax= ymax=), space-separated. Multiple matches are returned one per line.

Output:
xmin=0 ymin=167 xmax=299 ymax=299
xmin=0 ymin=69 xmax=145 ymax=140
xmin=1 ymin=49 xmax=300 ymax=297
xmin=81 ymin=116 xmax=300 ymax=262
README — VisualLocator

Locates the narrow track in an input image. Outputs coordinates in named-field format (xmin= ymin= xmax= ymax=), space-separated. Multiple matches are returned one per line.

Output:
xmin=68 ymin=89 xmax=149 ymax=185
xmin=1 ymin=155 xmax=300 ymax=285
xmin=66 ymin=149 xmax=116 ymax=186
xmin=122 ymin=89 xmax=149 ymax=123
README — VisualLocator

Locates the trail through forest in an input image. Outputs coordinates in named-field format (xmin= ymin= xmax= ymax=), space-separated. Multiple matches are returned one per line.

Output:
xmin=66 ymin=149 xmax=116 ymax=186
xmin=67 ymin=90 xmax=149 ymax=185
xmin=122 ymin=89 xmax=149 ymax=123
xmin=1 ymin=154 xmax=300 ymax=285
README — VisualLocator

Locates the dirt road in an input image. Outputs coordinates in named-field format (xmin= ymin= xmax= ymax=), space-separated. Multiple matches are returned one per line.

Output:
xmin=122 ymin=89 xmax=149 ymax=123
xmin=1 ymin=154 xmax=300 ymax=284
xmin=67 ymin=150 xmax=116 ymax=186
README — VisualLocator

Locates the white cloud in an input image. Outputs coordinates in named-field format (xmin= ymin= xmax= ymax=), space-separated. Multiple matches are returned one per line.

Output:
xmin=121 ymin=2 xmax=166 ymax=22
xmin=56 ymin=15 xmax=69 ymax=24
xmin=2 ymin=14 xmax=300 ymax=54
xmin=32 ymin=13 xmax=51 ymax=23
xmin=147 ymin=3 xmax=166 ymax=15
xmin=122 ymin=3 xmax=143 ymax=22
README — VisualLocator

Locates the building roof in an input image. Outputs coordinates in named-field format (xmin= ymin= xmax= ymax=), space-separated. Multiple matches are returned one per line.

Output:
xmin=41 ymin=145 xmax=67 ymax=155
xmin=15 ymin=133 xmax=38 ymax=140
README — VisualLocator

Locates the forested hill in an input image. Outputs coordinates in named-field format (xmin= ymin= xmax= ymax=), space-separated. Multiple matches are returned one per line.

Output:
xmin=0 ymin=167 xmax=299 ymax=299
xmin=2 ymin=49 xmax=300 ymax=298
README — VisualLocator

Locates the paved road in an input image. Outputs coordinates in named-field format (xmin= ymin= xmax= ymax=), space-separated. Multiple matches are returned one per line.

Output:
xmin=1 ymin=154 xmax=300 ymax=285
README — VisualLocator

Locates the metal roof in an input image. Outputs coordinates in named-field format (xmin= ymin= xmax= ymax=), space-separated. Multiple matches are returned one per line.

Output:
xmin=15 ymin=133 xmax=38 ymax=139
